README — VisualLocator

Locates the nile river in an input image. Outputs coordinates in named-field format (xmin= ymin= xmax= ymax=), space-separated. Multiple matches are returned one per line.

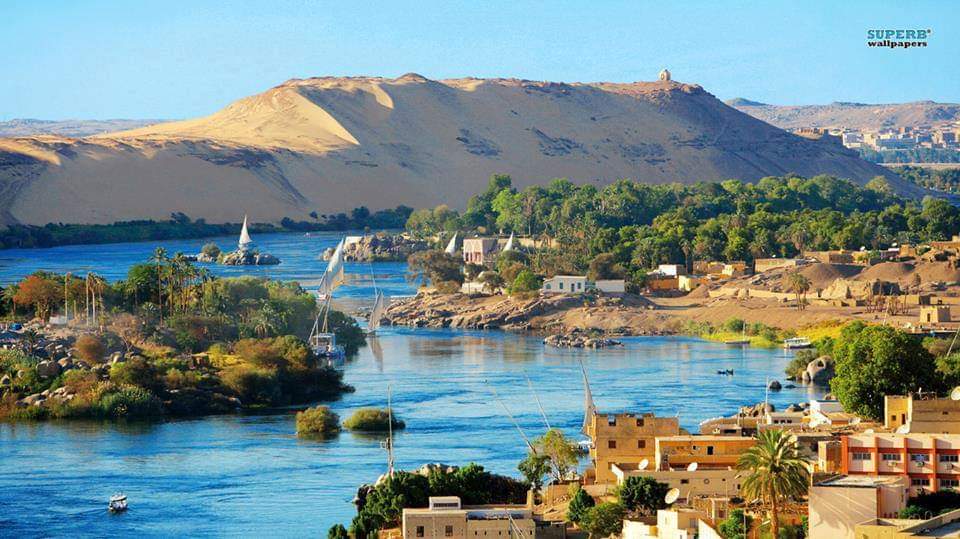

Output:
xmin=0 ymin=233 xmax=824 ymax=537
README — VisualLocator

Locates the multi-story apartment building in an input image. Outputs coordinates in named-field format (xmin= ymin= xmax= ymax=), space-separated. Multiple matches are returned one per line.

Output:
xmin=585 ymin=412 xmax=681 ymax=484
xmin=841 ymin=433 xmax=960 ymax=496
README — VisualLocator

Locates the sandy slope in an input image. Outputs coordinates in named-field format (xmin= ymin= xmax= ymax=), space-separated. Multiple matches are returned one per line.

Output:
xmin=0 ymin=74 xmax=908 ymax=226
xmin=728 ymin=99 xmax=960 ymax=130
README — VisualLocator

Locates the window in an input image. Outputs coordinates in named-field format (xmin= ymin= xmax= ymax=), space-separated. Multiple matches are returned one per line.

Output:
xmin=636 ymin=418 xmax=645 ymax=427
xmin=942 ymin=479 xmax=960 ymax=489
xmin=911 ymin=454 xmax=930 ymax=464
xmin=416 ymin=526 xmax=425 ymax=538
xmin=882 ymin=453 xmax=901 ymax=461
xmin=941 ymin=454 xmax=959 ymax=463
xmin=445 ymin=525 xmax=454 ymax=537
xmin=707 ymin=446 xmax=715 ymax=456
xmin=912 ymin=478 xmax=931 ymax=487
xmin=638 ymin=440 xmax=646 ymax=449
xmin=852 ymin=452 xmax=871 ymax=461
xmin=680 ymin=479 xmax=689 ymax=484
xmin=608 ymin=416 xmax=616 ymax=426
xmin=608 ymin=440 xmax=617 ymax=449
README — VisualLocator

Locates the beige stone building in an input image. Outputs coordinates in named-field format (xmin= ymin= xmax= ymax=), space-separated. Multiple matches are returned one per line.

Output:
xmin=402 ymin=497 xmax=536 ymax=539
xmin=585 ymin=412 xmax=681 ymax=484
xmin=885 ymin=393 xmax=960 ymax=434
xmin=919 ymin=305 xmax=951 ymax=324
xmin=808 ymin=475 xmax=909 ymax=539
xmin=655 ymin=435 xmax=757 ymax=471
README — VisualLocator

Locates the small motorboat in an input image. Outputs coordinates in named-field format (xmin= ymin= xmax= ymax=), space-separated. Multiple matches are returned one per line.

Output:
xmin=724 ymin=339 xmax=750 ymax=346
xmin=108 ymin=494 xmax=128 ymax=513
xmin=716 ymin=369 xmax=735 ymax=376
xmin=783 ymin=337 xmax=812 ymax=349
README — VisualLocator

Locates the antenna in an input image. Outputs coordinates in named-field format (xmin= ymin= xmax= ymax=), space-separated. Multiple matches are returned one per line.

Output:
xmin=687 ymin=462 xmax=699 ymax=472
xmin=951 ymin=386 xmax=960 ymax=401
xmin=664 ymin=488 xmax=681 ymax=505
xmin=638 ymin=458 xmax=649 ymax=471
xmin=525 ymin=373 xmax=551 ymax=430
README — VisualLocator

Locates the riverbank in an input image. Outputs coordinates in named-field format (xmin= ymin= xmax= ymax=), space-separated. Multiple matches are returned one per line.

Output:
xmin=383 ymin=290 xmax=878 ymax=340
xmin=0 ymin=207 xmax=411 ymax=250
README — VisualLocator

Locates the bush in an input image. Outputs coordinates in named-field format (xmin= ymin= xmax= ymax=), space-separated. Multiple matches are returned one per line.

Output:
xmin=510 ymin=269 xmax=542 ymax=295
xmin=109 ymin=357 xmax=161 ymax=391
xmin=296 ymin=405 xmax=340 ymax=437
xmin=434 ymin=280 xmax=461 ymax=294
xmin=201 ymin=243 xmax=221 ymax=258
xmin=343 ymin=408 xmax=405 ymax=432
xmin=97 ymin=386 xmax=164 ymax=418
xmin=567 ymin=484 xmax=595 ymax=523
xmin=580 ymin=502 xmax=625 ymax=538
xmin=617 ymin=475 xmax=669 ymax=514
xmin=221 ymin=364 xmax=281 ymax=405
xmin=327 ymin=524 xmax=349 ymax=539
xmin=717 ymin=508 xmax=752 ymax=539
xmin=75 ymin=334 xmax=106 ymax=363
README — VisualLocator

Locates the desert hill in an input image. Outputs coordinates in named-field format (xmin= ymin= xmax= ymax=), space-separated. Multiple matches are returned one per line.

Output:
xmin=0 ymin=74 xmax=909 ymax=226
xmin=728 ymin=98 xmax=960 ymax=130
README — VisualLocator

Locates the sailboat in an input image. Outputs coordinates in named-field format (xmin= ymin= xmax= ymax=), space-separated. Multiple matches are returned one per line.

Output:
xmin=309 ymin=294 xmax=346 ymax=364
xmin=444 ymin=232 xmax=458 ymax=255
xmin=238 ymin=215 xmax=254 ymax=253
xmin=367 ymin=289 xmax=387 ymax=336
xmin=502 ymin=232 xmax=515 ymax=252
xmin=318 ymin=238 xmax=346 ymax=299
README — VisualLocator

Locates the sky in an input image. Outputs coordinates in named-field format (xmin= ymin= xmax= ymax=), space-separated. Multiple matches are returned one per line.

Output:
xmin=2 ymin=0 xmax=958 ymax=120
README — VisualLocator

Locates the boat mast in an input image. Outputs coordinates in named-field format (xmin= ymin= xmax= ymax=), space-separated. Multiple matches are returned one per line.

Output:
xmin=386 ymin=385 xmax=395 ymax=478
xmin=488 ymin=382 xmax=536 ymax=453
xmin=524 ymin=373 xmax=551 ymax=430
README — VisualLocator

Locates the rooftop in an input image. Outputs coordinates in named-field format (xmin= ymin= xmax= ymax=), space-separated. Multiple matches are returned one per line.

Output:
xmin=815 ymin=475 xmax=903 ymax=488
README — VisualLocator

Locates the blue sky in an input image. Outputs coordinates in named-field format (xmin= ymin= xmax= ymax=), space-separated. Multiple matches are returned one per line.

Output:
xmin=3 ymin=0 xmax=958 ymax=120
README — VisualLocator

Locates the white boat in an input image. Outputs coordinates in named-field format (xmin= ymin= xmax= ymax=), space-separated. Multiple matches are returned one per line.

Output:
xmin=783 ymin=337 xmax=812 ymax=349
xmin=108 ymin=494 xmax=127 ymax=513
xmin=367 ymin=289 xmax=387 ymax=336
xmin=238 ymin=215 xmax=254 ymax=253
xmin=309 ymin=296 xmax=346 ymax=364
xmin=444 ymin=232 xmax=458 ymax=255
xmin=317 ymin=238 xmax=346 ymax=298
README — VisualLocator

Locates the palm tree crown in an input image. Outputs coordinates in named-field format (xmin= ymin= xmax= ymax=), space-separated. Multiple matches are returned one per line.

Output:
xmin=736 ymin=429 xmax=810 ymax=539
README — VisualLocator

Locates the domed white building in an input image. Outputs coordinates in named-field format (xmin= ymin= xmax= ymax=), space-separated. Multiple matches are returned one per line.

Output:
xmin=659 ymin=69 xmax=671 ymax=82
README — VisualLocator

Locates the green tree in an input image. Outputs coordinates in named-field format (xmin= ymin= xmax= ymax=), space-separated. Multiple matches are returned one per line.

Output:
xmin=579 ymin=502 xmax=625 ymax=538
xmin=830 ymin=322 xmax=941 ymax=419
xmin=517 ymin=452 xmax=551 ymax=491
xmin=533 ymin=429 xmax=579 ymax=481
xmin=617 ymin=475 xmax=669 ymax=515
xmin=587 ymin=253 xmax=624 ymax=281
xmin=407 ymin=251 xmax=463 ymax=286
xmin=737 ymin=429 xmax=810 ymax=539
xmin=327 ymin=524 xmax=349 ymax=539
xmin=566 ymin=484 xmax=596 ymax=523
xmin=510 ymin=269 xmax=542 ymax=295
xmin=787 ymin=272 xmax=811 ymax=311
xmin=717 ymin=508 xmax=752 ymax=539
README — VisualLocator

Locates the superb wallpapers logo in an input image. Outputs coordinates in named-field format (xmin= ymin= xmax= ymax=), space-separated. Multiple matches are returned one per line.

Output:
xmin=867 ymin=28 xmax=932 ymax=48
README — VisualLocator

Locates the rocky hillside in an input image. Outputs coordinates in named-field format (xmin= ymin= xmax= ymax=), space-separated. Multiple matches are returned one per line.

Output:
xmin=0 ymin=74 xmax=907 ymax=225
xmin=728 ymin=98 xmax=960 ymax=130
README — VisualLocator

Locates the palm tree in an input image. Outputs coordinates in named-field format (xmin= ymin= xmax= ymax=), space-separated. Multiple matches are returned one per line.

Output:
xmin=152 ymin=247 xmax=168 ymax=325
xmin=787 ymin=272 xmax=811 ymax=311
xmin=736 ymin=429 xmax=810 ymax=539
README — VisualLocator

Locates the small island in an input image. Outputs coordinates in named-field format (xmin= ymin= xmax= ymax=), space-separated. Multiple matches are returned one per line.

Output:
xmin=296 ymin=405 xmax=341 ymax=437
xmin=342 ymin=407 xmax=405 ymax=432
xmin=0 ymin=255 xmax=362 ymax=422
xmin=197 ymin=215 xmax=281 ymax=266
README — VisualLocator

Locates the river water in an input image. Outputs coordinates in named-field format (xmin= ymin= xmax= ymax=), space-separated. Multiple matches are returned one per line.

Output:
xmin=0 ymin=233 xmax=824 ymax=537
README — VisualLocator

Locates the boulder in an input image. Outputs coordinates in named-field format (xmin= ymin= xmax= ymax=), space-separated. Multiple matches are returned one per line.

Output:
xmin=36 ymin=360 xmax=61 ymax=378
xmin=803 ymin=356 xmax=834 ymax=385
xmin=767 ymin=380 xmax=782 ymax=391
xmin=57 ymin=357 xmax=74 ymax=370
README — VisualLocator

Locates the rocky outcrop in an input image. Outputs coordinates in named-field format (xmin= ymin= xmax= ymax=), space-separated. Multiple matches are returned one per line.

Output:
xmin=543 ymin=332 xmax=622 ymax=349
xmin=802 ymin=355 xmax=834 ymax=385
xmin=383 ymin=291 xmax=583 ymax=331
xmin=326 ymin=234 xmax=429 ymax=262
xmin=219 ymin=250 xmax=280 ymax=265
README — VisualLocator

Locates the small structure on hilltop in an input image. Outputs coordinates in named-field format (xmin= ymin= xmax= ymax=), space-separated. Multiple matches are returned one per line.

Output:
xmin=659 ymin=68 xmax=671 ymax=81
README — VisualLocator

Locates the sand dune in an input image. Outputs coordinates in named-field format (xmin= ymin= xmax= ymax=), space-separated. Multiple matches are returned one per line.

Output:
xmin=0 ymin=74 xmax=909 ymax=226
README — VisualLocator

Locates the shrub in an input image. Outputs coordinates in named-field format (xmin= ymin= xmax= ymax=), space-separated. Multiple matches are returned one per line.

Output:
xmin=109 ymin=357 xmax=161 ymax=391
xmin=617 ymin=475 xmax=669 ymax=514
xmin=510 ymin=269 xmax=542 ymax=295
xmin=567 ymin=484 xmax=595 ymax=523
xmin=201 ymin=243 xmax=221 ymax=258
xmin=327 ymin=524 xmax=349 ymax=539
xmin=221 ymin=364 xmax=281 ymax=405
xmin=75 ymin=334 xmax=106 ymax=363
xmin=717 ymin=508 xmax=752 ymax=539
xmin=343 ymin=407 xmax=405 ymax=432
xmin=579 ymin=502 xmax=625 ymax=538
xmin=97 ymin=386 xmax=164 ymax=418
xmin=296 ymin=405 xmax=340 ymax=437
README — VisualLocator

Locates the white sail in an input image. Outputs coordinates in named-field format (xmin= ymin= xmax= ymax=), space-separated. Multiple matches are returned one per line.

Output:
xmin=368 ymin=290 xmax=387 ymax=332
xmin=238 ymin=215 xmax=254 ymax=252
xmin=579 ymin=358 xmax=596 ymax=435
xmin=318 ymin=238 xmax=346 ymax=296
xmin=444 ymin=232 xmax=458 ymax=255
xmin=502 ymin=232 xmax=514 ymax=252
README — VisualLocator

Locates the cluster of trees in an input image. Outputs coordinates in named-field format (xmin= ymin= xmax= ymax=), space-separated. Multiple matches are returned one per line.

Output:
xmin=893 ymin=166 xmax=960 ymax=193
xmin=860 ymin=147 xmax=960 ymax=164
xmin=406 ymin=174 xmax=960 ymax=284
xmin=0 ymin=256 xmax=362 ymax=421
xmin=0 ymin=206 xmax=413 ymax=250
xmin=345 ymin=464 xmax=528 ymax=538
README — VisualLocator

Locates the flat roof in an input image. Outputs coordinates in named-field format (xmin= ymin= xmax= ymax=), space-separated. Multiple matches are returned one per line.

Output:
xmin=815 ymin=475 xmax=901 ymax=488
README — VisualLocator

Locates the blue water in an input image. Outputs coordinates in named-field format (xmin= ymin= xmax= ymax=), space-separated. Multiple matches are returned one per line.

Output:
xmin=0 ymin=234 xmax=823 ymax=537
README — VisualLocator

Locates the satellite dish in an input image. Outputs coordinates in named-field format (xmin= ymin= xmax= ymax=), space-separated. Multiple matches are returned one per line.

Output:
xmin=864 ymin=428 xmax=875 ymax=434
xmin=950 ymin=386 xmax=960 ymax=401
xmin=664 ymin=488 xmax=681 ymax=505
xmin=896 ymin=424 xmax=910 ymax=434
xmin=638 ymin=458 xmax=649 ymax=471
xmin=687 ymin=462 xmax=699 ymax=472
